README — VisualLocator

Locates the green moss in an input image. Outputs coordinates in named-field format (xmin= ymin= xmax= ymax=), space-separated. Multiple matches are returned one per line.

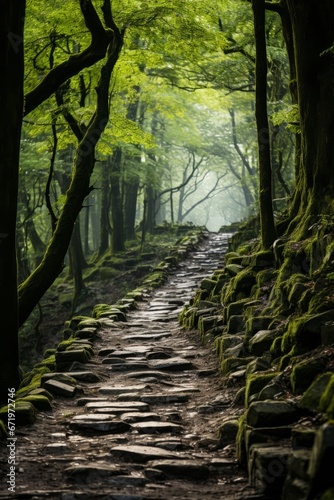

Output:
xmin=245 ymin=372 xmax=278 ymax=407
xmin=236 ymin=413 xmax=248 ymax=466
xmin=220 ymin=356 xmax=253 ymax=376
xmin=17 ymin=395 xmax=52 ymax=411
xmin=281 ymin=312 xmax=334 ymax=354
xmin=300 ymin=373 xmax=334 ymax=412
xmin=320 ymin=375 xmax=334 ymax=415
xmin=270 ymin=336 xmax=283 ymax=358
xmin=36 ymin=354 xmax=56 ymax=370
xmin=17 ymin=367 xmax=51 ymax=398
xmin=321 ymin=488 xmax=334 ymax=500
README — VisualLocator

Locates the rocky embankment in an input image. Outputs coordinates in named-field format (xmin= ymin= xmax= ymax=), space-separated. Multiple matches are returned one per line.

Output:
xmin=180 ymin=225 xmax=334 ymax=500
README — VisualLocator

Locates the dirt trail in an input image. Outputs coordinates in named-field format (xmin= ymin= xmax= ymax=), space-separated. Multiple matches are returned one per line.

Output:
xmin=1 ymin=233 xmax=257 ymax=499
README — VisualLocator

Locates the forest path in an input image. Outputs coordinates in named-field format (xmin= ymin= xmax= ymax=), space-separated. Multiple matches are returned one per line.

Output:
xmin=2 ymin=233 xmax=255 ymax=499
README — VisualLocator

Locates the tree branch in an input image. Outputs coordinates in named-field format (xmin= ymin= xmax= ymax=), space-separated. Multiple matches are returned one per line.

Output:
xmin=24 ymin=0 xmax=113 ymax=115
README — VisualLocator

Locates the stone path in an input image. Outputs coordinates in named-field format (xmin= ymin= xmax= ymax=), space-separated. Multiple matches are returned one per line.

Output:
xmin=1 ymin=233 xmax=255 ymax=499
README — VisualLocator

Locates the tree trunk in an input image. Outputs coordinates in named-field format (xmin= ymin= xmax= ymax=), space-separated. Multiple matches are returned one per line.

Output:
xmin=110 ymin=150 xmax=125 ymax=252
xmin=285 ymin=0 xmax=334 ymax=232
xmin=98 ymin=161 xmax=111 ymax=257
xmin=252 ymin=0 xmax=276 ymax=249
xmin=0 ymin=0 xmax=25 ymax=400
xmin=124 ymin=174 xmax=140 ymax=240
xmin=18 ymin=30 xmax=123 ymax=326
xmin=69 ymin=220 xmax=87 ymax=312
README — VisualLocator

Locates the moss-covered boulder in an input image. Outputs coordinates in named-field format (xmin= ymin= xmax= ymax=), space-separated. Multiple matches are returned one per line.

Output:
xmin=299 ymin=373 xmax=333 ymax=412
xmin=0 ymin=401 xmax=37 ymax=426
xmin=217 ymin=419 xmax=239 ymax=447
xmin=17 ymin=395 xmax=52 ymax=412
xmin=247 ymin=401 xmax=300 ymax=427
xmin=290 ymin=357 xmax=326 ymax=394
xmin=245 ymin=372 xmax=278 ymax=407
xmin=320 ymin=375 xmax=334 ymax=417
xmin=249 ymin=329 xmax=279 ymax=355
xmin=17 ymin=366 xmax=51 ymax=398
xmin=282 ymin=310 xmax=334 ymax=354
xmin=220 ymin=356 xmax=254 ymax=376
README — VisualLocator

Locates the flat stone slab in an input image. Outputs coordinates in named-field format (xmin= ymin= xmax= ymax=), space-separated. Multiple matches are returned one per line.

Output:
xmin=130 ymin=421 xmax=183 ymax=434
xmin=148 ymin=357 xmax=196 ymax=371
xmin=63 ymin=371 xmax=100 ymax=383
xmin=86 ymin=401 xmax=149 ymax=411
xmin=123 ymin=333 xmax=172 ymax=341
xmin=43 ymin=380 xmax=77 ymax=398
xmin=120 ymin=412 xmax=161 ymax=423
xmin=123 ymin=371 xmax=171 ymax=380
xmin=146 ymin=460 xmax=210 ymax=479
xmin=109 ymin=362 xmax=150 ymax=372
xmin=139 ymin=394 xmax=189 ymax=404
xmin=65 ymin=463 xmax=126 ymax=480
xmin=97 ymin=385 xmax=148 ymax=395
xmin=69 ymin=419 xmax=130 ymax=433
xmin=110 ymin=445 xmax=178 ymax=462
xmin=71 ymin=413 xmax=117 ymax=421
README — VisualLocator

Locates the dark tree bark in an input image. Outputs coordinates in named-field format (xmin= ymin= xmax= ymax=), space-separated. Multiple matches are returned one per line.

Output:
xmin=98 ymin=161 xmax=111 ymax=257
xmin=110 ymin=150 xmax=125 ymax=252
xmin=252 ymin=0 xmax=276 ymax=249
xmin=0 ymin=0 xmax=26 ymax=400
xmin=124 ymin=174 xmax=140 ymax=240
xmin=285 ymin=0 xmax=334 ymax=233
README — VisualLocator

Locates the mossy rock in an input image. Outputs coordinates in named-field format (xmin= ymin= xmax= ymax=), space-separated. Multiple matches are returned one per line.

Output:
xmin=0 ymin=401 xmax=37 ymax=426
xmin=246 ymin=357 xmax=272 ymax=376
xmin=236 ymin=413 xmax=248 ymax=466
xmin=217 ymin=419 xmax=239 ymax=446
xmin=29 ymin=388 xmax=54 ymax=401
xmin=290 ymin=357 xmax=326 ymax=394
xmin=77 ymin=319 xmax=100 ymax=330
xmin=225 ymin=264 xmax=244 ymax=277
xmin=245 ymin=316 xmax=274 ymax=339
xmin=36 ymin=354 xmax=56 ymax=370
xmin=248 ymin=329 xmax=279 ymax=356
xmin=270 ymin=336 xmax=283 ymax=358
xmin=282 ymin=311 xmax=334 ymax=354
xmin=321 ymin=488 xmax=334 ymax=500
xmin=300 ymin=373 xmax=334 ymax=412
xmin=250 ymin=250 xmax=274 ymax=268
xmin=17 ymin=366 xmax=51 ymax=398
xmin=224 ymin=252 xmax=241 ymax=264
xmin=233 ymin=386 xmax=246 ymax=406
xmin=245 ymin=372 xmax=278 ymax=407
xmin=320 ymin=375 xmax=334 ymax=416
xmin=17 ymin=395 xmax=52 ymax=412
xmin=43 ymin=348 xmax=56 ymax=358
xmin=69 ymin=316 xmax=93 ymax=330
xmin=220 ymin=356 xmax=253 ymax=376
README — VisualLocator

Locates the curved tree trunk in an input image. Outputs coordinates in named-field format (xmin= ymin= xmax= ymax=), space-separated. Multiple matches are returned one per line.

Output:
xmin=0 ymin=0 xmax=25 ymax=400
xmin=18 ymin=30 xmax=123 ymax=326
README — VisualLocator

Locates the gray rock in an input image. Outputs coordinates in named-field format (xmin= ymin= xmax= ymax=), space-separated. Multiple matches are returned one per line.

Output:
xmin=69 ymin=418 xmax=130 ymax=433
xmin=110 ymin=445 xmax=178 ymax=462
xmin=148 ymin=357 xmax=195 ymax=371
xmin=217 ymin=420 xmax=239 ymax=446
xmin=43 ymin=380 xmax=77 ymax=398
xmin=139 ymin=394 xmax=189 ymax=404
xmin=120 ymin=412 xmax=161 ymax=423
xmin=65 ymin=463 xmax=125 ymax=481
xmin=97 ymin=385 xmax=148 ymax=395
xmin=110 ymin=362 xmax=150 ymax=372
xmin=249 ymin=445 xmax=291 ymax=494
xmin=249 ymin=330 xmax=278 ymax=355
xmin=146 ymin=459 xmax=210 ymax=479
xmin=247 ymin=401 xmax=300 ymax=427
xmin=86 ymin=401 xmax=149 ymax=411
xmin=130 ymin=421 xmax=183 ymax=434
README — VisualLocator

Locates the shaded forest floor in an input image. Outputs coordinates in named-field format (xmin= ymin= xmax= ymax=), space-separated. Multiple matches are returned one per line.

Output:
xmin=19 ymin=226 xmax=197 ymax=373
